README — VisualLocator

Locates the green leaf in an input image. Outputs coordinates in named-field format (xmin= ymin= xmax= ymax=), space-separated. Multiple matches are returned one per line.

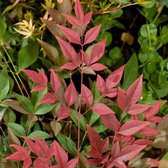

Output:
xmin=18 ymin=41 xmax=39 ymax=70
xmin=93 ymin=124 xmax=107 ymax=133
xmin=3 ymin=109 xmax=16 ymax=123
xmin=35 ymin=104 xmax=55 ymax=115
xmin=97 ymin=31 xmax=112 ymax=46
xmin=0 ymin=106 xmax=7 ymax=122
xmin=16 ymin=94 xmax=34 ymax=113
xmin=122 ymin=53 xmax=138 ymax=90
xmin=0 ymin=16 xmax=7 ymax=42
xmin=28 ymin=130 xmax=52 ymax=140
xmin=70 ymin=109 xmax=86 ymax=131
xmin=7 ymin=123 xmax=26 ymax=137
xmin=89 ymin=112 xmax=100 ymax=126
xmin=0 ymin=68 xmax=10 ymax=100
xmin=140 ymin=23 xmax=157 ymax=38
xmin=161 ymin=26 xmax=168 ymax=44
xmin=57 ymin=133 xmax=76 ymax=155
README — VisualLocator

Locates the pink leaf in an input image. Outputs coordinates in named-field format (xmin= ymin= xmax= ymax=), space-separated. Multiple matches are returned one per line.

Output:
xmin=57 ymin=106 xmax=70 ymax=121
xmin=23 ymin=69 xmax=47 ymax=92
xmin=90 ymin=39 xmax=106 ymax=64
xmin=134 ymin=139 xmax=153 ymax=145
xmin=33 ymin=157 xmax=49 ymax=168
xmin=139 ymin=126 xmax=160 ymax=136
xmin=101 ymin=113 xmax=120 ymax=132
xmin=106 ymin=65 xmax=125 ymax=89
xmin=66 ymin=158 xmax=79 ymax=168
xmin=81 ymin=84 xmax=93 ymax=106
xmin=144 ymin=101 xmax=161 ymax=119
xmin=127 ymin=104 xmax=149 ymax=115
xmin=86 ymin=125 xmax=101 ymax=152
xmin=111 ymin=142 xmax=120 ymax=158
xmin=117 ymin=144 xmax=146 ymax=161
xmin=118 ymin=120 xmax=150 ymax=136
xmin=6 ymin=144 xmax=29 ymax=161
xmin=61 ymin=62 xmax=77 ymax=70
xmin=105 ymin=88 xmax=117 ymax=98
xmin=117 ymin=88 xmax=126 ymax=111
xmin=81 ymin=50 xmax=90 ymax=66
xmin=50 ymin=69 xmax=62 ymax=94
xmin=83 ymin=12 xmax=92 ymax=26
xmin=56 ymin=36 xmax=77 ymax=63
xmin=64 ymin=14 xmax=81 ymax=27
xmin=39 ymin=92 xmax=56 ymax=104
xmin=64 ymin=81 xmax=78 ymax=107
xmin=75 ymin=0 xmax=84 ymax=23
xmin=84 ymin=25 xmax=101 ymax=45
xmin=92 ymin=103 xmax=115 ymax=115
xmin=126 ymin=75 xmax=143 ymax=105
xmin=23 ymin=157 xmax=32 ymax=168
xmin=57 ymin=25 xmax=81 ymax=44
xmin=51 ymin=141 xmax=68 ymax=167
xmin=33 ymin=136 xmax=49 ymax=157
xmin=90 ymin=63 xmax=107 ymax=71
xmin=31 ymin=85 xmax=47 ymax=92
xmin=23 ymin=137 xmax=41 ymax=156
xmin=96 ymin=75 xmax=106 ymax=94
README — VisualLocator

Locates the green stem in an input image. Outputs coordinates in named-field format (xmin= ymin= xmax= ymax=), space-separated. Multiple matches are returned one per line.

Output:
xmin=2 ymin=45 xmax=30 ymax=98
xmin=153 ymin=5 xmax=164 ymax=24
xmin=0 ymin=52 xmax=25 ymax=96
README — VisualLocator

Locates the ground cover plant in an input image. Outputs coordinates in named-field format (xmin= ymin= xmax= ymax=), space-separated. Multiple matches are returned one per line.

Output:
xmin=0 ymin=0 xmax=168 ymax=168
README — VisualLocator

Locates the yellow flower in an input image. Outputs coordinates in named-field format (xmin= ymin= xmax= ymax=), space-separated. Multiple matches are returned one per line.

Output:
xmin=14 ymin=19 xmax=35 ymax=38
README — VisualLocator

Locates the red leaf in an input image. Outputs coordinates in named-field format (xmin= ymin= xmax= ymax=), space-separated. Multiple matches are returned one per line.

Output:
xmin=90 ymin=39 xmax=106 ymax=64
xmin=64 ymin=81 xmax=78 ymax=107
xmin=81 ymin=50 xmax=90 ymax=66
xmin=83 ymin=12 xmax=92 ymax=26
xmin=139 ymin=126 xmax=160 ymax=136
xmin=66 ymin=158 xmax=79 ymax=168
xmin=51 ymin=141 xmax=68 ymax=167
xmin=118 ymin=120 xmax=150 ymax=136
xmin=144 ymin=101 xmax=161 ymax=119
xmin=84 ymin=25 xmax=101 ymax=45
xmin=127 ymin=104 xmax=149 ymax=115
xmin=33 ymin=136 xmax=49 ymax=157
xmin=111 ymin=142 xmax=120 ymax=159
xmin=101 ymin=113 xmax=120 ymax=132
xmin=105 ymin=88 xmax=117 ymax=98
xmin=126 ymin=75 xmax=143 ymax=104
xmin=92 ymin=103 xmax=115 ymax=115
xmin=96 ymin=75 xmax=106 ymax=94
xmin=106 ymin=65 xmax=125 ymax=89
xmin=56 ymin=36 xmax=77 ymax=62
xmin=23 ymin=137 xmax=41 ymax=156
xmin=64 ymin=14 xmax=81 ymax=27
xmin=61 ymin=62 xmax=77 ymax=70
xmin=75 ymin=0 xmax=84 ymax=23
xmin=134 ymin=139 xmax=153 ymax=145
xmin=23 ymin=157 xmax=32 ymax=168
xmin=57 ymin=106 xmax=70 ymax=121
xmin=23 ymin=69 xmax=47 ymax=92
xmin=117 ymin=144 xmax=146 ymax=161
xmin=33 ymin=157 xmax=49 ymax=168
xmin=57 ymin=25 xmax=81 ymax=44
xmin=81 ymin=84 xmax=93 ymax=106
xmin=6 ymin=144 xmax=30 ymax=161
xmin=117 ymin=88 xmax=126 ymax=110
xmin=50 ymin=68 xmax=62 ymax=94
xmin=90 ymin=63 xmax=107 ymax=71
xmin=87 ymin=125 xmax=101 ymax=152
xmin=39 ymin=92 xmax=57 ymax=104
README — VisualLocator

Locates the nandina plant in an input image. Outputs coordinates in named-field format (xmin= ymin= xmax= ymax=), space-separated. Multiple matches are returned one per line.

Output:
xmin=6 ymin=0 xmax=162 ymax=168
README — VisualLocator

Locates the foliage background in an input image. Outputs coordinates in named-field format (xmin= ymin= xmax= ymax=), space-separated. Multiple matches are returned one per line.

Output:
xmin=0 ymin=0 xmax=168 ymax=167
